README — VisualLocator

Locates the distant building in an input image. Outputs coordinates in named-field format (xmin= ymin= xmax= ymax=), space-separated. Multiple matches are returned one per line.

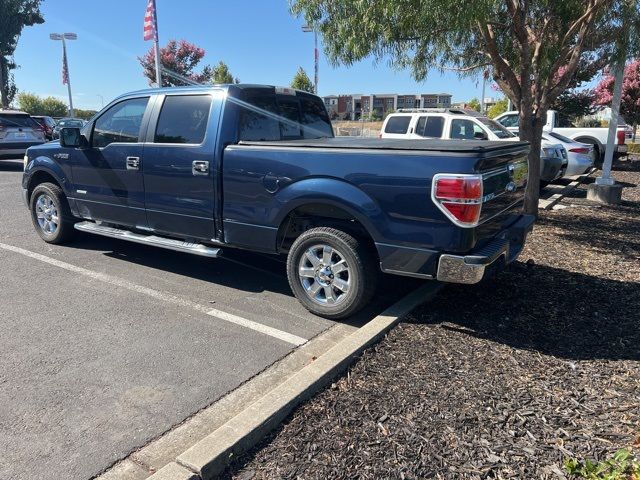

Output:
xmin=323 ymin=92 xmax=453 ymax=120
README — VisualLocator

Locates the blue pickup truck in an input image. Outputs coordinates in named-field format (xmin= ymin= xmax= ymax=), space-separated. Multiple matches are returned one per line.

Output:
xmin=22 ymin=84 xmax=534 ymax=318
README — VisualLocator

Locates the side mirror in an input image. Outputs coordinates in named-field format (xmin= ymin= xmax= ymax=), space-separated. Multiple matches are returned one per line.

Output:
xmin=474 ymin=131 xmax=488 ymax=140
xmin=60 ymin=127 xmax=87 ymax=148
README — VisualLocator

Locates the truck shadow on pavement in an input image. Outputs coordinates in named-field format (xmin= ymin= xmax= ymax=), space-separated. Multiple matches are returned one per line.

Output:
xmin=408 ymin=262 xmax=640 ymax=361
xmin=65 ymin=232 xmax=421 ymax=327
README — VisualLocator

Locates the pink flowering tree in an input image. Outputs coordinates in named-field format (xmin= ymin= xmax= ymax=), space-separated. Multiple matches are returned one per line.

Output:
xmin=594 ymin=59 xmax=640 ymax=140
xmin=139 ymin=39 xmax=212 ymax=87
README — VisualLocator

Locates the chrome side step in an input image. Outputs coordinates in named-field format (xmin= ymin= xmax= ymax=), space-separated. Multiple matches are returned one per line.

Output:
xmin=74 ymin=222 xmax=222 ymax=258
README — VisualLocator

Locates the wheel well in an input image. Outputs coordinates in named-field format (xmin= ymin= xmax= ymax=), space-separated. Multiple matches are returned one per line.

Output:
xmin=27 ymin=171 xmax=62 ymax=201
xmin=276 ymin=203 xmax=376 ymax=254
xmin=574 ymin=136 xmax=602 ymax=154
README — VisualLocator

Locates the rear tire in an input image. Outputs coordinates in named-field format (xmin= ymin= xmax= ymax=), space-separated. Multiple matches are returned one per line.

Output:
xmin=286 ymin=227 xmax=377 ymax=319
xmin=29 ymin=182 xmax=75 ymax=244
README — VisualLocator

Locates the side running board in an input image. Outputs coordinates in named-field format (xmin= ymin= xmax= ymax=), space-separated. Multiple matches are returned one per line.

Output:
xmin=74 ymin=222 xmax=222 ymax=258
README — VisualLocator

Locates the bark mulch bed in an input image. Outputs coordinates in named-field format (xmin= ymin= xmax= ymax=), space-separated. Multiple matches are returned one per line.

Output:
xmin=226 ymin=159 xmax=640 ymax=480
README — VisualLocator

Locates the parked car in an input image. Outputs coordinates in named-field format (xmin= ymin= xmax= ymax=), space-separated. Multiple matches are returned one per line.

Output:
xmin=52 ymin=118 xmax=85 ymax=139
xmin=380 ymin=108 xmax=566 ymax=185
xmin=494 ymin=110 xmax=627 ymax=164
xmin=0 ymin=109 xmax=46 ymax=159
xmin=32 ymin=115 xmax=57 ymax=141
xmin=23 ymin=85 xmax=535 ymax=319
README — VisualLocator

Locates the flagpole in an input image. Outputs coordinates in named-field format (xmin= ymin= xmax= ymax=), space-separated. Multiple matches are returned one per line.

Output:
xmin=62 ymin=38 xmax=74 ymax=117
xmin=152 ymin=0 xmax=162 ymax=87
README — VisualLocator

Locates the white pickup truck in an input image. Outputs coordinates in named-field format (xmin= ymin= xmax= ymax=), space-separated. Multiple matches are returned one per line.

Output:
xmin=495 ymin=110 xmax=628 ymax=164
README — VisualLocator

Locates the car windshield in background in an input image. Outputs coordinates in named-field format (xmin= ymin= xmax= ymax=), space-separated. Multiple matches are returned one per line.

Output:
xmin=0 ymin=114 xmax=39 ymax=129
xmin=546 ymin=131 xmax=575 ymax=144
xmin=59 ymin=119 xmax=84 ymax=128
xmin=477 ymin=117 xmax=516 ymax=139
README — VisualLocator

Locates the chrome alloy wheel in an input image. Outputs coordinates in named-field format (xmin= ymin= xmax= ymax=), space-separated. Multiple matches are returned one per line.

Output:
xmin=298 ymin=244 xmax=351 ymax=306
xmin=35 ymin=193 xmax=59 ymax=235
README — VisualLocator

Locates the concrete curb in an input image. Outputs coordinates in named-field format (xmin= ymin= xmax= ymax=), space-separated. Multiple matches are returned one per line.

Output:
xmin=150 ymin=282 xmax=441 ymax=480
xmin=539 ymin=168 xmax=596 ymax=210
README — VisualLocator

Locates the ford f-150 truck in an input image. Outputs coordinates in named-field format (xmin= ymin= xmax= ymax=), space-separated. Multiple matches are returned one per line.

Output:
xmin=22 ymin=84 xmax=534 ymax=319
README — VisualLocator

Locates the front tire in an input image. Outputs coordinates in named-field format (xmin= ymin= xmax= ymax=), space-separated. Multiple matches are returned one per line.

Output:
xmin=30 ymin=182 xmax=75 ymax=244
xmin=286 ymin=227 xmax=377 ymax=319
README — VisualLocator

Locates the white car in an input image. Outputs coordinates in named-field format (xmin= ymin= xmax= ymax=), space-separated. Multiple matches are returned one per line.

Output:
xmin=380 ymin=109 xmax=567 ymax=184
xmin=495 ymin=109 xmax=628 ymax=163
xmin=542 ymin=131 xmax=594 ymax=177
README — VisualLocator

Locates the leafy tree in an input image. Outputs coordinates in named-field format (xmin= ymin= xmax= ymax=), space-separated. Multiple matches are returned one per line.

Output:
xmin=467 ymin=98 xmax=481 ymax=112
xmin=0 ymin=0 xmax=44 ymax=107
xmin=594 ymin=59 xmax=640 ymax=140
xmin=550 ymin=89 xmax=596 ymax=124
xmin=41 ymin=96 xmax=70 ymax=117
xmin=139 ymin=39 xmax=212 ymax=87
xmin=17 ymin=92 xmax=69 ymax=117
xmin=16 ymin=92 xmax=41 ymax=113
xmin=487 ymin=98 xmax=509 ymax=118
xmin=291 ymin=0 xmax=636 ymax=215
xmin=291 ymin=67 xmax=315 ymax=93
xmin=211 ymin=60 xmax=239 ymax=84
xmin=74 ymin=108 xmax=98 ymax=120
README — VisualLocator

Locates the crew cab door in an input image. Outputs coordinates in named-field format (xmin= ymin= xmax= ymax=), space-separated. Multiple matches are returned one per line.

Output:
xmin=71 ymin=96 xmax=151 ymax=227
xmin=142 ymin=92 xmax=220 ymax=241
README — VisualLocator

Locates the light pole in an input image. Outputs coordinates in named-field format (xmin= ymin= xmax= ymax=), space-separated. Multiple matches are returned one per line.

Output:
xmin=96 ymin=94 xmax=104 ymax=109
xmin=50 ymin=32 xmax=77 ymax=117
xmin=302 ymin=25 xmax=318 ymax=94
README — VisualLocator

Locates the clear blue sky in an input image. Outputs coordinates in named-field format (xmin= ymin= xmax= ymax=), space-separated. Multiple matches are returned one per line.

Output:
xmin=14 ymin=0 xmax=486 ymax=111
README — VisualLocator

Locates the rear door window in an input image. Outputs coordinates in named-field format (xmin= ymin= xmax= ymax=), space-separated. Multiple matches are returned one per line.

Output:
xmin=154 ymin=95 xmax=212 ymax=144
xmin=497 ymin=113 xmax=518 ymax=128
xmin=450 ymin=119 xmax=485 ymax=139
xmin=384 ymin=116 xmax=411 ymax=134
xmin=416 ymin=116 xmax=444 ymax=138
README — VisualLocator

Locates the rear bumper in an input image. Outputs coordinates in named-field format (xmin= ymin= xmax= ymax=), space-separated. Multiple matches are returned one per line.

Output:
xmin=436 ymin=214 xmax=535 ymax=284
xmin=0 ymin=141 xmax=43 ymax=158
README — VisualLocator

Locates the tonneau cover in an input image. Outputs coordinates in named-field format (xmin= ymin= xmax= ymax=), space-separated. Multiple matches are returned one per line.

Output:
xmin=237 ymin=137 xmax=529 ymax=154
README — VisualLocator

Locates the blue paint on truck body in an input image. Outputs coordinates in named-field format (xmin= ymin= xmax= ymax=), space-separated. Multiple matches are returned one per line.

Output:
xmin=23 ymin=84 xmax=534 ymax=280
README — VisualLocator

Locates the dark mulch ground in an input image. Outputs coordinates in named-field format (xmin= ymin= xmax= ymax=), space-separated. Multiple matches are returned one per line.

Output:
xmin=226 ymin=159 xmax=640 ymax=480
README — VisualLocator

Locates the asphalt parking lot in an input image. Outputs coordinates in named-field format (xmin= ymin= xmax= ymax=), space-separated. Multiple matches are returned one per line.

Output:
xmin=0 ymin=159 xmax=418 ymax=480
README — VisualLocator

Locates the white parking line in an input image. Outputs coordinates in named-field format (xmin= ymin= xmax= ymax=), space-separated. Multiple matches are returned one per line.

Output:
xmin=0 ymin=242 xmax=307 ymax=346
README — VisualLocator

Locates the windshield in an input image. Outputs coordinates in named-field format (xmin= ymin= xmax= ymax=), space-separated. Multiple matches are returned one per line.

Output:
xmin=546 ymin=131 xmax=574 ymax=144
xmin=477 ymin=117 xmax=516 ymax=139
xmin=59 ymin=119 xmax=84 ymax=128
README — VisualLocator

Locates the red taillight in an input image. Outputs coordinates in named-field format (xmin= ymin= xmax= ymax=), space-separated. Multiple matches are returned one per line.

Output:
xmin=432 ymin=174 xmax=483 ymax=227
xmin=617 ymin=130 xmax=626 ymax=145
xmin=569 ymin=147 xmax=590 ymax=154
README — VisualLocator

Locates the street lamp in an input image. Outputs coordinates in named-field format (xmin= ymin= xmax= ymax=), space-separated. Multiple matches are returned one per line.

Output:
xmin=96 ymin=94 xmax=104 ymax=109
xmin=50 ymin=32 xmax=77 ymax=117
xmin=301 ymin=25 xmax=318 ymax=94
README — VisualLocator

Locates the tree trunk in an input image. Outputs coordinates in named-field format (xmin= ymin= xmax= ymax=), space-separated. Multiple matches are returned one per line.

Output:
xmin=519 ymin=107 xmax=545 ymax=217
xmin=0 ymin=55 xmax=6 ymax=108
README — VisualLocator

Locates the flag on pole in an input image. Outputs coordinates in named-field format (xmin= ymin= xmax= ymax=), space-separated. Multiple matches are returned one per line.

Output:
xmin=144 ymin=0 xmax=158 ymax=41
xmin=62 ymin=46 xmax=69 ymax=85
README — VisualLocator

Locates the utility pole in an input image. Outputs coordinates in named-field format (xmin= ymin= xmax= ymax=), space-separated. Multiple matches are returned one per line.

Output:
xmin=588 ymin=9 xmax=628 ymax=204
xmin=302 ymin=25 xmax=319 ymax=94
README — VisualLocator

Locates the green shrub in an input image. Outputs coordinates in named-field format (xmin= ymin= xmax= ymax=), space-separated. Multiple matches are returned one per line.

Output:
xmin=627 ymin=143 xmax=640 ymax=154
xmin=564 ymin=448 xmax=640 ymax=479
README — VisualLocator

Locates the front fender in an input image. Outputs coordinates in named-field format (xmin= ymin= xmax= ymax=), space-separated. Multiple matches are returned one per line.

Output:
xmin=273 ymin=177 xmax=385 ymax=240
xmin=23 ymin=155 xmax=71 ymax=194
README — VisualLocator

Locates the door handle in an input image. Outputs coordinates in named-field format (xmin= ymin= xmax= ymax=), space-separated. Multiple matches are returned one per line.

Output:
xmin=192 ymin=160 xmax=209 ymax=176
xmin=126 ymin=156 xmax=140 ymax=170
